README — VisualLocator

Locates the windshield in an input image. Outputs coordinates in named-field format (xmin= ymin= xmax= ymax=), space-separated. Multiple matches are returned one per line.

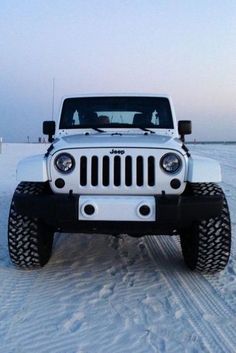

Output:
xmin=59 ymin=97 xmax=174 ymax=129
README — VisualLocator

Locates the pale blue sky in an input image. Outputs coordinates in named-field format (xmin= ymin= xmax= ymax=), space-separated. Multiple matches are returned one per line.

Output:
xmin=0 ymin=0 xmax=236 ymax=141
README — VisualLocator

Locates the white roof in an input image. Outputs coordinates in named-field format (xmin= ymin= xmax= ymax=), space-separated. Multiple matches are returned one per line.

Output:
xmin=61 ymin=93 xmax=171 ymax=100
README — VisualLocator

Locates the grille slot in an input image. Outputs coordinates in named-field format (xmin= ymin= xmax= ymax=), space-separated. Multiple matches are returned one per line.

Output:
xmin=103 ymin=156 xmax=110 ymax=186
xmin=91 ymin=156 xmax=98 ymax=186
xmin=79 ymin=152 xmax=156 ymax=188
xmin=125 ymin=156 xmax=132 ymax=186
xmin=148 ymin=156 xmax=155 ymax=186
xmin=80 ymin=156 xmax=87 ymax=186
xmin=114 ymin=156 xmax=121 ymax=186
xmin=136 ymin=156 xmax=144 ymax=186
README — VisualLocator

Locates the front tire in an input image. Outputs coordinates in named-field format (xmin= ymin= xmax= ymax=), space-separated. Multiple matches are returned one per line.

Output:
xmin=8 ymin=182 xmax=54 ymax=269
xmin=180 ymin=183 xmax=231 ymax=273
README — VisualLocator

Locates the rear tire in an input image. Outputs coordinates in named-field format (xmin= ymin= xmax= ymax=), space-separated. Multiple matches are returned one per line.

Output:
xmin=180 ymin=183 xmax=231 ymax=273
xmin=8 ymin=182 xmax=54 ymax=269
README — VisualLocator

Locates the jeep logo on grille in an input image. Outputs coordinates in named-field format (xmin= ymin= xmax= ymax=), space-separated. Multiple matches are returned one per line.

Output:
xmin=110 ymin=149 xmax=125 ymax=155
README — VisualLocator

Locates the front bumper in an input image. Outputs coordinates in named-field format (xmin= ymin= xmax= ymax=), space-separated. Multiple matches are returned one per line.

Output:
xmin=14 ymin=193 xmax=223 ymax=235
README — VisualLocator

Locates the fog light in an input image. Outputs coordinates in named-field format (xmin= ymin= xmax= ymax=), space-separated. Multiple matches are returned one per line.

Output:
xmin=139 ymin=205 xmax=151 ymax=216
xmin=84 ymin=204 xmax=95 ymax=216
xmin=170 ymin=178 xmax=181 ymax=189
xmin=55 ymin=178 xmax=65 ymax=188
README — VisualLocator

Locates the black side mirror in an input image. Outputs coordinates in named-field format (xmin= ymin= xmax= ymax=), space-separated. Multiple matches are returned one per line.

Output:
xmin=178 ymin=120 xmax=192 ymax=142
xmin=43 ymin=121 xmax=56 ymax=143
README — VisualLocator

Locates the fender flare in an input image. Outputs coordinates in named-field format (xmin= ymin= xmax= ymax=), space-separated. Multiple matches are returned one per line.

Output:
xmin=187 ymin=155 xmax=221 ymax=183
xmin=17 ymin=154 xmax=49 ymax=182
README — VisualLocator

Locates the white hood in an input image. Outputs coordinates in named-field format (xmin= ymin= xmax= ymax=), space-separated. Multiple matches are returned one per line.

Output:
xmin=51 ymin=132 xmax=184 ymax=155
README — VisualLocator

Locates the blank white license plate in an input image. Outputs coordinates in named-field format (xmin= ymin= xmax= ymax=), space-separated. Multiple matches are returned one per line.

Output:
xmin=79 ymin=195 xmax=156 ymax=221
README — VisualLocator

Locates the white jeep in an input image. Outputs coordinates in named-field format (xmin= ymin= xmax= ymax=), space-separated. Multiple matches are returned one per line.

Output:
xmin=8 ymin=94 xmax=231 ymax=272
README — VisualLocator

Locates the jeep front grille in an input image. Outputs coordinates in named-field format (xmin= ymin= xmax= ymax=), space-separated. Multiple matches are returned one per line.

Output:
xmin=51 ymin=148 xmax=186 ymax=195
xmin=79 ymin=154 xmax=156 ymax=188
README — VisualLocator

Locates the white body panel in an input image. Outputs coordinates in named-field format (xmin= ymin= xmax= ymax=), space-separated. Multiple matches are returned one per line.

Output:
xmin=53 ymin=133 xmax=183 ymax=151
xmin=79 ymin=195 xmax=155 ymax=221
xmin=187 ymin=155 xmax=222 ymax=183
xmin=17 ymin=155 xmax=49 ymax=182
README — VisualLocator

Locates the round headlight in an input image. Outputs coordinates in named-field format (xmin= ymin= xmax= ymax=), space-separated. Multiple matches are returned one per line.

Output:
xmin=55 ymin=153 xmax=75 ymax=173
xmin=160 ymin=153 xmax=181 ymax=173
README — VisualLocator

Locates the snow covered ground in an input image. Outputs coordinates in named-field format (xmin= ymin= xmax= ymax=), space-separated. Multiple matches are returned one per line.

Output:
xmin=0 ymin=143 xmax=235 ymax=353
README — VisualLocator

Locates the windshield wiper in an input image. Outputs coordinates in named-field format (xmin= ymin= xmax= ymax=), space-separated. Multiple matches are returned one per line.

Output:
xmin=87 ymin=127 xmax=105 ymax=133
xmin=94 ymin=127 xmax=105 ymax=132
xmin=135 ymin=126 xmax=155 ymax=134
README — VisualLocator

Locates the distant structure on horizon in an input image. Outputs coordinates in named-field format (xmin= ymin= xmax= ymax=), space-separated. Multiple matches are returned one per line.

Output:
xmin=187 ymin=141 xmax=236 ymax=144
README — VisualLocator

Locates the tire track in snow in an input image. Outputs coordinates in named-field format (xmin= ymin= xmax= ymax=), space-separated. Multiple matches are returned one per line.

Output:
xmin=145 ymin=235 xmax=236 ymax=353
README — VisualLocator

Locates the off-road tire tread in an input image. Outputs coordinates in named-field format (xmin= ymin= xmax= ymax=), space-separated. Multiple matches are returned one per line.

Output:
xmin=180 ymin=183 xmax=231 ymax=273
xmin=8 ymin=182 xmax=53 ymax=269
